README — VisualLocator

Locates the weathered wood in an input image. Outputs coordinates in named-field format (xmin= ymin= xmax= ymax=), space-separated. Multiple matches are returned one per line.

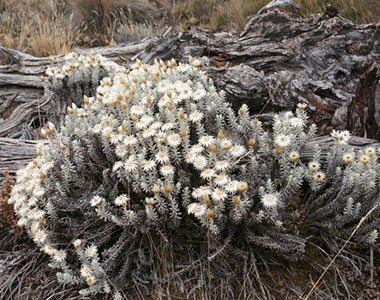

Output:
xmin=347 ymin=63 xmax=380 ymax=140
xmin=0 ymin=97 xmax=48 ymax=138
xmin=0 ymin=138 xmax=45 ymax=174
xmin=302 ymin=136 xmax=380 ymax=160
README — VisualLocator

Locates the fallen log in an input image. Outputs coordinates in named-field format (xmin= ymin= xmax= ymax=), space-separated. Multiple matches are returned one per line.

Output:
xmin=0 ymin=138 xmax=44 ymax=174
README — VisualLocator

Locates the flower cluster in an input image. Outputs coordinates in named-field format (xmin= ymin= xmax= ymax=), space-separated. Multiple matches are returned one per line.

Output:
xmin=45 ymin=52 xmax=124 ymax=81
xmin=8 ymin=54 xmax=380 ymax=298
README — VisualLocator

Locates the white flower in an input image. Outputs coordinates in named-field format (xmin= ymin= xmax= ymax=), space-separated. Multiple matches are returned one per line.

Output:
xmin=199 ymin=135 xmax=216 ymax=147
xmin=115 ymin=144 xmax=128 ymax=158
xmin=123 ymin=135 xmax=138 ymax=147
xmin=142 ymin=128 xmax=156 ymax=138
xmin=155 ymin=131 xmax=167 ymax=144
xmin=288 ymin=150 xmax=300 ymax=162
xmin=261 ymin=192 xmax=280 ymax=208
xmin=341 ymin=130 xmax=351 ymax=140
xmin=313 ymin=171 xmax=326 ymax=183
xmin=150 ymin=121 xmax=162 ymax=131
xmin=85 ymin=245 xmax=98 ymax=258
xmin=130 ymin=105 xmax=144 ymax=116
xmin=157 ymin=80 xmax=170 ymax=93
xmin=214 ymin=160 xmax=230 ymax=171
xmin=187 ymin=202 xmax=197 ymax=213
xmin=32 ymin=186 xmax=46 ymax=198
xmin=27 ymin=209 xmax=45 ymax=220
xmin=33 ymin=229 xmax=47 ymax=243
xmin=190 ymin=144 xmax=204 ymax=154
xmin=229 ymin=145 xmax=246 ymax=158
xmin=53 ymin=250 xmax=67 ymax=262
xmin=145 ymin=197 xmax=155 ymax=206
xmin=192 ymin=186 xmax=212 ymax=199
xmin=214 ymin=174 xmax=229 ymax=186
xmin=308 ymin=161 xmax=320 ymax=172
xmin=157 ymin=96 xmax=170 ymax=108
xmin=42 ymin=244 xmax=56 ymax=256
xmin=274 ymin=134 xmax=291 ymax=147
xmin=73 ymin=239 xmax=82 ymax=249
xmin=91 ymin=195 xmax=105 ymax=207
xmin=162 ymin=123 xmax=176 ymax=131
xmin=138 ymin=115 xmax=154 ymax=128
xmin=297 ymin=103 xmax=307 ymax=110
xmin=86 ymin=275 xmax=96 ymax=286
xmin=142 ymin=95 xmax=153 ymax=105
xmin=364 ymin=146 xmax=376 ymax=157
xmin=110 ymin=134 xmax=123 ymax=145
xmin=155 ymin=151 xmax=170 ymax=164
xmin=113 ymin=161 xmax=124 ymax=172
xmin=193 ymin=88 xmax=206 ymax=100
xmin=331 ymin=130 xmax=350 ymax=144
xmin=187 ymin=203 xmax=207 ymax=218
xmin=185 ymin=151 xmax=197 ymax=164
xmin=124 ymin=156 xmax=138 ymax=172
xmin=114 ymin=194 xmax=129 ymax=206
xmin=200 ymin=168 xmax=216 ymax=180
xmin=160 ymin=164 xmax=175 ymax=177
xmin=178 ymin=87 xmax=191 ymax=101
xmin=142 ymin=160 xmax=156 ymax=171
xmin=92 ymin=124 xmax=102 ymax=134
xmin=80 ymin=265 xmax=92 ymax=278
xmin=220 ymin=139 xmax=233 ymax=150
xmin=55 ymin=73 xmax=65 ymax=80
xmin=189 ymin=111 xmax=204 ymax=123
xmin=31 ymin=221 xmax=40 ymax=234
xmin=135 ymin=121 xmax=148 ymax=130
xmin=359 ymin=154 xmax=370 ymax=165
xmin=17 ymin=218 xmax=28 ymax=227
xmin=167 ymin=133 xmax=181 ymax=147
xmin=225 ymin=180 xmax=240 ymax=194
xmin=102 ymin=126 xmax=114 ymax=138
xmin=289 ymin=117 xmax=305 ymax=127
xmin=342 ymin=152 xmax=355 ymax=164
xmin=211 ymin=188 xmax=228 ymax=202
xmin=174 ymin=80 xmax=190 ymax=93
xmin=368 ymin=230 xmax=379 ymax=245
xmin=192 ymin=155 xmax=208 ymax=170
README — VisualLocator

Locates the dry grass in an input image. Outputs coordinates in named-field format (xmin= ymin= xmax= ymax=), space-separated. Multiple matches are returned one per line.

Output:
xmin=0 ymin=0 xmax=378 ymax=56
xmin=297 ymin=0 xmax=376 ymax=24
xmin=173 ymin=0 xmax=378 ymax=31
xmin=0 ymin=0 xmax=163 ymax=55
xmin=0 ymin=0 xmax=79 ymax=56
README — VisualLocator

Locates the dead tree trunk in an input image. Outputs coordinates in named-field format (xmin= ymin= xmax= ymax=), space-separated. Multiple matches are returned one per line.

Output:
xmin=347 ymin=64 xmax=380 ymax=139
xmin=0 ymin=0 xmax=379 ymax=174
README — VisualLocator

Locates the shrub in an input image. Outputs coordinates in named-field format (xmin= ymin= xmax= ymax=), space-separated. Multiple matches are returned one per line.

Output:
xmin=9 ymin=54 xmax=380 ymax=298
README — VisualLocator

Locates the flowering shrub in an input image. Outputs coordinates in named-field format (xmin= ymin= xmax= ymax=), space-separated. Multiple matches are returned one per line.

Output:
xmin=8 ymin=54 xmax=380 ymax=298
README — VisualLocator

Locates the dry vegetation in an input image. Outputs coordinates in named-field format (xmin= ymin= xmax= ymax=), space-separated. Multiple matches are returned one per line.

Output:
xmin=0 ymin=0 xmax=378 ymax=57
xmin=0 ymin=174 xmax=22 ymax=235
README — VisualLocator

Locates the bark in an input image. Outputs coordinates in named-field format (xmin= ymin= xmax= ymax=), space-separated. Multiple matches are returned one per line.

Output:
xmin=347 ymin=63 xmax=380 ymax=140
xmin=0 ymin=138 xmax=45 ymax=174
xmin=0 ymin=0 xmax=379 ymax=174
